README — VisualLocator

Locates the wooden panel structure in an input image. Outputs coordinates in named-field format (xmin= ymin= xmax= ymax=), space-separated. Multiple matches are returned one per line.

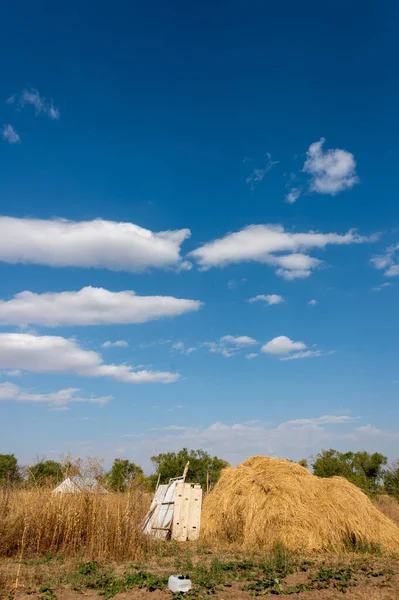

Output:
xmin=142 ymin=477 xmax=184 ymax=539
xmin=172 ymin=483 xmax=202 ymax=542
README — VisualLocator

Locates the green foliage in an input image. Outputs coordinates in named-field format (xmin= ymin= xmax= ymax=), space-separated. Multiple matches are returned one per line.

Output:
xmin=38 ymin=585 xmax=57 ymax=600
xmin=0 ymin=453 xmax=20 ymax=485
xmin=312 ymin=449 xmax=387 ymax=493
xmin=107 ymin=458 xmax=144 ymax=492
xmin=28 ymin=460 xmax=63 ymax=486
xmin=298 ymin=459 xmax=308 ymax=469
xmin=383 ymin=460 xmax=399 ymax=498
xmin=150 ymin=447 xmax=229 ymax=489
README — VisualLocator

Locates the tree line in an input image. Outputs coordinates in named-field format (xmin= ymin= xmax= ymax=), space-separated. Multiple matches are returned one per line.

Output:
xmin=1 ymin=448 xmax=399 ymax=497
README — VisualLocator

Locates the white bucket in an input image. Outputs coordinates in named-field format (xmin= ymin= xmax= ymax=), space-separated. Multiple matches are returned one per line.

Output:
xmin=168 ymin=575 xmax=192 ymax=593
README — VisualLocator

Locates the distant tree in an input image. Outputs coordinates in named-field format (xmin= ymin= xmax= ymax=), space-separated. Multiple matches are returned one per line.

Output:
xmin=28 ymin=460 xmax=63 ymax=486
xmin=0 ymin=454 xmax=20 ymax=485
xmin=108 ymin=459 xmax=144 ymax=492
xmin=312 ymin=449 xmax=387 ymax=493
xmin=150 ymin=448 xmax=229 ymax=490
xmin=298 ymin=459 xmax=309 ymax=469
xmin=383 ymin=461 xmax=399 ymax=498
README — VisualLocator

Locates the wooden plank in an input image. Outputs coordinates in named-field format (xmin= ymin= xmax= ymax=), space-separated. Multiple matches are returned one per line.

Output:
xmin=187 ymin=484 xmax=202 ymax=541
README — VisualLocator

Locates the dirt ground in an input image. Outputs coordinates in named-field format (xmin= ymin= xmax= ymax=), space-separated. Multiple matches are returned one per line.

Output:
xmin=1 ymin=549 xmax=398 ymax=600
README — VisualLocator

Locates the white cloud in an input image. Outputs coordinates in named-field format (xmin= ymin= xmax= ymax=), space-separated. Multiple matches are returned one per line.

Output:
xmin=285 ymin=187 xmax=301 ymax=204
xmin=0 ymin=381 xmax=111 ymax=407
xmin=102 ymin=340 xmax=128 ymax=348
xmin=303 ymin=138 xmax=359 ymax=195
xmin=0 ymin=217 xmax=191 ymax=272
xmin=0 ymin=333 xmax=179 ymax=384
xmin=280 ymin=349 xmax=334 ymax=361
xmin=249 ymin=294 xmax=285 ymax=305
xmin=2 ymin=124 xmax=20 ymax=144
xmin=0 ymin=286 xmax=202 ymax=326
xmin=246 ymin=153 xmax=279 ymax=190
xmin=117 ymin=414 xmax=390 ymax=471
xmin=371 ymin=244 xmax=399 ymax=278
xmin=308 ymin=299 xmax=318 ymax=305
xmin=261 ymin=335 xmax=306 ymax=355
xmin=245 ymin=353 xmax=258 ymax=360
xmin=220 ymin=335 xmax=258 ymax=346
xmin=171 ymin=341 xmax=196 ymax=355
xmin=9 ymin=88 xmax=60 ymax=120
xmin=372 ymin=282 xmax=392 ymax=291
xmin=190 ymin=224 xmax=374 ymax=278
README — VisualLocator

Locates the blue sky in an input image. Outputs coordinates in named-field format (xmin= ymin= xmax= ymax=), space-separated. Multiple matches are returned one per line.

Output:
xmin=1 ymin=1 xmax=399 ymax=472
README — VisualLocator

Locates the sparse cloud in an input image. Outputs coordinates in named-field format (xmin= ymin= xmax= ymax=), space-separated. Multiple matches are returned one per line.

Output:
xmin=0 ymin=332 xmax=180 ymax=384
xmin=0 ymin=381 xmax=111 ymax=407
xmin=102 ymin=340 xmax=128 ymax=348
xmin=2 ymin=124 xmax=20 ymax=144
xmin=303 ymin=138 xmax=359 ymax=195
xmin=8 ymin=88 xmax=60 ymax=120
xmin=246 ymin=153 xmax=279 ymax=191
xmin=248 ymin=294 xmax=285 ymax=305
xmin=285 ymin=188 xmax=301 ymax=204
xmin=372 ymin=282 xmax=392 ymax=291
xmin=171 ymin=341 xmax=196 ymax=355
xmin=308 ymin=299 xmax=318 ymax=306
xmin=220 ymin=335 xmax=258 ymax=346
xmin=118 ymin=413 xmax=398 ymax=471
xmin=227 ymin=278 xmax=247 ymax=290
xmin=0 ymin=286 xmax=202 ymax=327
xmin=261 ymin=336 xmax=306 ymax=355
xmin=280 ymin=349 xmax=335 ymax=361
xmin=202 ymin=335 xmax=257 ymax=358
xmin=0 ymin=217 xmax=191 ymax=272
xmin=371 ymin=244 xmax=399 ymax=278
xmin=245 ymin=353 xmax=258 ymax=360
xmin=190 ymin=224 xmax=375 ymax=279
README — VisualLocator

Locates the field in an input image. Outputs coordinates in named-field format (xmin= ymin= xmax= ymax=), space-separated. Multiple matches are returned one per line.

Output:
xmin=1 ymin=488 xmax=399 ymax=599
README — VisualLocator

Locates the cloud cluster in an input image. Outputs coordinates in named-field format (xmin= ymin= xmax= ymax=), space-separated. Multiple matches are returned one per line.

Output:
xmin=248 ymin=294 xmax=285 ymax=305
xmin=303 ymin=138 xmax=359 ymax=195
xmin=171 ymin=341 xmax=196 ymax=355
xmin=0 ymin=217 xmax=191 ymax=272
xmin=8 ymin=88 xmax=60 ymax=120
xmin=190 ymin=224 xmax=373 ymax=279
xmin=371 ymin=244 xmax=399 ymax=277
xmin=0 ymin=333 xmax=179 ymax=384
xmin=285 ymin=187 xmax=301 ymax=204
xmin=116 ymin=413 xmax=399 ymax=471
xmin=0 ymin=381 xmax=111 ymax=408
xmin=2 ymin=124 xmax=20 ymax=144
xmin=0 ymin=286 xmax=202 ymax=326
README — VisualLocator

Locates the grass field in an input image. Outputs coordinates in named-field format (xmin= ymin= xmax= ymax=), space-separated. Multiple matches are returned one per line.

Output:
xmin=1 ymin=487 xmax=399 ymax=599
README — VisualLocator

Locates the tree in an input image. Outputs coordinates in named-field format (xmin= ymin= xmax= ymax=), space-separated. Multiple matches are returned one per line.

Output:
xmin=108 ymin=459 xmax=144 ymax=492
xmin=28 ymin=460 xmax=63 ymax=486
xmin=312 ymin=449 xmax=387 ymax=493
xmin=383 ymin=461 xmax=399 ymax=498
xmin=0 ymin=454 xmax=20 ymax=485
xmin=298 ymin=459 xmax=309 ymax=469
xmin=150 ymin=448 xmax=229 ymax=490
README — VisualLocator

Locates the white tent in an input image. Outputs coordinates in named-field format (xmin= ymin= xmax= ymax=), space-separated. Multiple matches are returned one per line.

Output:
xmin=53 ymin=476 xmax=107 ymax=494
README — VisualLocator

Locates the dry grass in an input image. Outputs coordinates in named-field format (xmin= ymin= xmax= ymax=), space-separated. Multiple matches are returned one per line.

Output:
xmin=375 ymin=495 xmax=399 ymax=527
xmin=0 ymin=485 xmax=152 ymax=561
xmin=202 ymin=456 xmax=399 ymax=553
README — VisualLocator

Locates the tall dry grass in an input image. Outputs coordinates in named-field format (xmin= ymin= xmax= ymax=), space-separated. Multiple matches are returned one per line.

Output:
xmin=0 ymin=485 xmax=152 ymax=561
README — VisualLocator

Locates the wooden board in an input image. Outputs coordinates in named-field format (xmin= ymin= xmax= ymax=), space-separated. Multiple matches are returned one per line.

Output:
xmin=172 ymin=483 xmax=202 ymax=542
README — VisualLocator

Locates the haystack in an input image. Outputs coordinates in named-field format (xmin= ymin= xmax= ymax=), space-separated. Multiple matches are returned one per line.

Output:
xmin=201 ymin=456 xmax=399 ymax=553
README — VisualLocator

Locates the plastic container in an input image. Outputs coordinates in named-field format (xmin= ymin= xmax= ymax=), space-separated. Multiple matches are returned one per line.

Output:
xmin=168 ymin=575 xmax=192 ymax=593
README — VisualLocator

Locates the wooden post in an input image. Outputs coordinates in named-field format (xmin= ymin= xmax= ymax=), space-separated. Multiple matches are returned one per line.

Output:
xmin=206 ymin=471 xmax=209 ymax=494
xmin=155 ymin=473 xmax=161 ymax=491
xmin=182 ymin=461 xmax=190 ymax=482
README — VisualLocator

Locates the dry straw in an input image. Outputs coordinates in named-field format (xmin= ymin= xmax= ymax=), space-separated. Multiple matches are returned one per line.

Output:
xmin=201 ymin=456 xmax=399 ymax=553
xmin=0 ymin=486 xmax=151 ymax=561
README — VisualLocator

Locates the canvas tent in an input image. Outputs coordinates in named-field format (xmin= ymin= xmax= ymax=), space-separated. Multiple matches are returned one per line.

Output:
xmin=53 ymin=476 xmax=107 ymax=494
